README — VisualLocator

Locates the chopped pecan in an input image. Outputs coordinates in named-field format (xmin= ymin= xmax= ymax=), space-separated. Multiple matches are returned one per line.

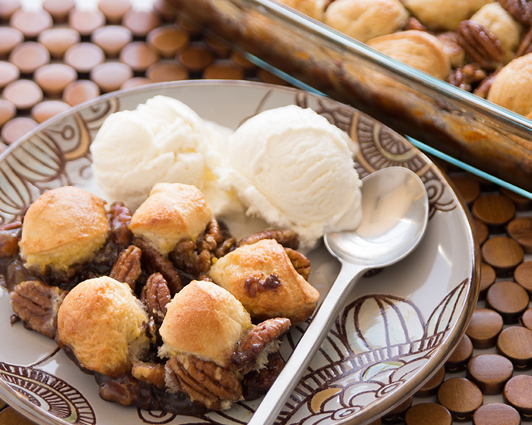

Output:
xmin=238 ymin=229 xmax=299 ymax=250
xmin=242 ymin=351 xmax=285 ymax=400
xmin=109 ymin=202 xmax=133 ymax=246
xmin=244 ymin=274 xmax=282 ymax=298
xmin=499 ymin=0 xmax=532 ymax=26
xmin=284 ymin=248 xmax=311 ymax=280
xmin=516 ymin=27 xmax=532 ymax=58
xmin=141 ymin=273 xmax=171 ymax=325
xmin=447 ymin=64 xmax=487 ymax=91
xmin=9 ymin=280 xmax=67 ymax=338
xmin=166 ymin=354 xmax=243 ymax=410
xmin=98 ymin=374 xmax=143 ymax=407
xmin=169 ymin=218 xmax=236 ymax=278
xmin=134 ymin=237 xmax=182 ymax=295
xmin=0 ymin=230 xmax=19 ymax=258
xmin=110 ymin=246 xmax=142 ymax=291
xmin=473 ymin=70 xmax=500 ymax=99
xmin=132 ymin=361 xmax=166 ymax=388
xmin=457 ymin=20 xmax=505 ymax=69
xmin=232 ymin=317 xmax=290 ymax=374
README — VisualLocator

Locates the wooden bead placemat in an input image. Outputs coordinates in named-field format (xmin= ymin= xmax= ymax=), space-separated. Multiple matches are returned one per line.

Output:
xmin=1 ymin=1 xmax=532 ymax=425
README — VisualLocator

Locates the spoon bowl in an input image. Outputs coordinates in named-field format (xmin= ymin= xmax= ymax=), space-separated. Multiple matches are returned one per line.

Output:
xmin=248 ymin=166 xmax=429 ymax=425
xmin=325 ymin=166 xmax=429 ymax=267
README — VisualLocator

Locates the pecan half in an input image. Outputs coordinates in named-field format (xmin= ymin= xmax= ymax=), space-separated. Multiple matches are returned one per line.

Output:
xmin=232 ymin=317 xmax=290 ymax=374
xmin=473 ymin=70 xmax=500 ymax=99
xmin=457 ymin=20 xmax=505 ymax=69
xmin=447 ymin=63 xmax=487 ymax=92
xmin=110 ymin=245 xmax=142 ymax=291
xmin=499 ymin=0 xmax=532 ymax=26
xmin=132 ymin=361 xmax=166 ymax=388
xmin=134 ymin=237 xmax=182 ymax=295
xmin=169 ymin=218 xmax=237 ymax=278
xmin=109 ymin=202 xmax=133 ymax=246
xmin=141 ymin=273 xmax=171 ymax=325
xmin=516 ymin=27 xmax=532 ymax=58
xmin=238 ymin=229 xmax=299 ymax=250
xmin=166 ymin=354 xmax=243 ymax=410
xmin=242 ymin=351 xmax=285 ymax=400
xmin=284 ymin=248 xmax=311 ymax=280
xmin=244 ymin=274 xmax=282 ymax=298
xmin=9 ymin=280 xmax=67 ymax=338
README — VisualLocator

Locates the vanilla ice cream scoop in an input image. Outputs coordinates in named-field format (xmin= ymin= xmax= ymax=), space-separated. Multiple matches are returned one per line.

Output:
xmin=90 ymin=95 xmax=239 ymax=213
xmin=218 ymin=105 xmax=362 ymax=248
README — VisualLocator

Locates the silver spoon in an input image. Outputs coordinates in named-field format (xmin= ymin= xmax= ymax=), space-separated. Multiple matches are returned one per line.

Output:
xmin=247 ymin=166 xmax=429 ymax=425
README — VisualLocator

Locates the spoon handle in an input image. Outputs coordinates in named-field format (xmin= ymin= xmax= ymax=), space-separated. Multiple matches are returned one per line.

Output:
xmin=247 ymin=261 xmax=367 ymax=425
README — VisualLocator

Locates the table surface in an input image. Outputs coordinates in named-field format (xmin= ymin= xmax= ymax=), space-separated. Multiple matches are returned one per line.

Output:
xmin=1 ymin=1 xmax=532 ymax=424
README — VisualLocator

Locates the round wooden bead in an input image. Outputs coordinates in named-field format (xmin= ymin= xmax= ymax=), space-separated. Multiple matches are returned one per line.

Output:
xmin=91 ymin=25 xmax=132 ymax=58
xmin=0 ymin=99 xmax=16 ymax=128
xmin=0 ymin=27 xmax=23 ymax=57
xmin=466 ymin=308 xmax=504 ymax=349
xmin=450 ymin=173 xmax=481 ymax=206
xmin=123 ymin=10 xmax=161 ymax=38
xmin=472 ymin=193 xmax=516 ymax=228
xmin=0 ymin=61 xmax=19 ymax=88
xmin=9 ymin=9 xmax=53 ymax=39
xmin=466 ymin=353 xmax=514 ymax=394
xmin=98 ymin=0 xmax=132 ymax=24
xmin=521 ymin=308 xmax=532 ymax=330
xmin=90 ymin=62 xmax=133 ymax=93
xmin=203 ymin=62 xmax=245 ymax=80
xmin=2 ymin=79 xmax=43 ymax=111
xmin=479 ymin=262 xmax=496 ymax=300
xmin=445 ymin=333 xmax=474 ymax=372
xmin=34 ymin=63 xmax=77 ymax=97
xmin=38 ymin=28 xmax=80 ymax=59
xmin=120 ymin=77 xmax=151 ymax=90
xmin=64 ymin=43 xmax=105 ymax=74
xmin=501 ymin=186 xmax=532 ymax=210
xmin=497 ymin=326 xmax=532 ymax=368
xmin=486 ymin=281 xmax=529 ymax=322
xmin=119 ymin=41 xmax=159 ymax=73
xmin=382 ymin=396 xmax=412 ymax=423
xmin=9 ymin=42 xmax=50 ymax=75
xmin=62 ymin=80 xmax=100 ymax=106
xmin=178 ymin=45 xmax=215 ymax=72
xmin=504 ymin=374 xmax=532 ymax=417
xmin=472 ymin=403 xmax=521 ymax=425
xmin=415 ymin=367 xmax=445 ymax=397
xmin=42 ymin=0 xmax=75 ymax=23
xmin=31 ymin=101 xmax=70 ymax=123
xmin=482 ymin=236 xmax=524 ymax=277
xmin=405 ymin=403 xmax=452 ymax=425
xmin=146 ymin=61 xmax=188 ymax=82
xmin=514 ymin=261 xmax=532 ymax=295
xmin=0 ymin=0 xmax=21 ymax=21
xmin=69 ymin=9 xmax=105 ymax=37
xmin=508 ymin=217 xmax=532 ymax=254
xmin=474 ymin=219 xmax=489 ymax=245
xmin=147 ymin=25 xmax=189 ymax=58
xmin=437 ymin=377 xmax=483 ymax=421
xmin=204 ymin=34 xmax=231 ymax=58
xmin=1 ymin=117 xmax=38 ymax=144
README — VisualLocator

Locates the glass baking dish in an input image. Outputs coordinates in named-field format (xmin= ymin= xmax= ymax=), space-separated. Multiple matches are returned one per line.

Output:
xmin=167 ymin=0 xmax=532 ymax=195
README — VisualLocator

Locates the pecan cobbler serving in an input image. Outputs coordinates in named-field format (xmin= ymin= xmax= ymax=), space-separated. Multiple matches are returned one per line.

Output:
xmin=1 ymin=182 xmax=319 ymax=414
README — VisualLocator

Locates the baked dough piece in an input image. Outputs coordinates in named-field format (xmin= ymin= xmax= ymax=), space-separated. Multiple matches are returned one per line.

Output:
xmin=57 ymin=276 xmax=150 ymax=377
xmin=274 ymin=0 xmax=326 ymax=21
xmin=470 ymin=3 xmax=522 ymax=63
xmin=367 ymin=30 xmax=451 ymax=80
xmin=19 ymin=186 xmax=109 ymax=273
xmin=401 ymin=0 xmax=493 ymax=31
xmin=159 ymin=280 xmax=253 ymax=367
xmin=324 ymin=0 xmax=409 ymax=43
xmin=129 ymin=183 xmax=213 ymax=256
xmin=487 ymin=54 xmax=532 ymax=116
xmin=208 ymin=239 xmax=319 ymax=324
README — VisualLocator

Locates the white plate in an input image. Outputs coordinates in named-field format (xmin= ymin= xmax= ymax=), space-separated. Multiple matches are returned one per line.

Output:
xmin=0 ymin=80 xmax=479 ymax=425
